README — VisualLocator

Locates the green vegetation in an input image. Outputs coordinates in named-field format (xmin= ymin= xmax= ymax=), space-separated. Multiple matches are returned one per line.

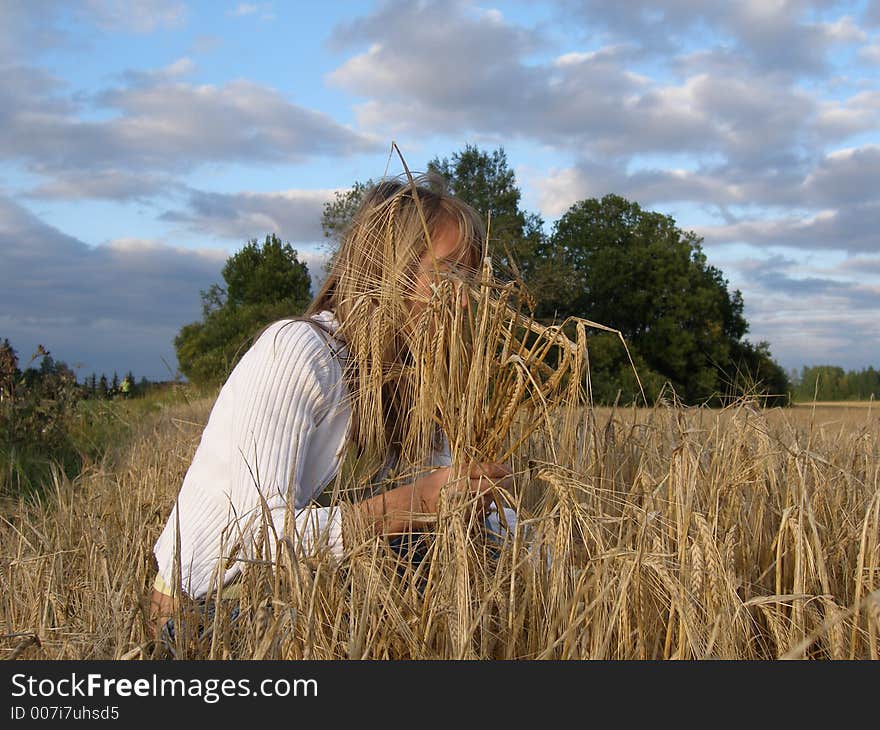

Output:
xmin=174 ymin=233 xmax=312 ymax=387
xmin=539 ymin=194 xmax=790 ymax=405
xmin=0 ymin=337 xmax=200 ymax=501
xmin=1 ymin=341 xmax=83 ymax=498
xmin=791 ymin=365 xmax=880 ymax=402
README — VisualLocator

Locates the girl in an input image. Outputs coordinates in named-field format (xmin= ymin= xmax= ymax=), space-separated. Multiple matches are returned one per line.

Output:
xmin=149 ymin=175 xmax=517 ymax=634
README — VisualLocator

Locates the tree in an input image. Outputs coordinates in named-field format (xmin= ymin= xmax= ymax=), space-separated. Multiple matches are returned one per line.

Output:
xmin=542 ymin=194 xmax=786 ymax=404
xmin=175 ymin=234 xmax=312 ymax=387
xmin=791 ymin=365 xmax=879 ymax=401
xmin=221 ymin=234 xmax=311 ymax=309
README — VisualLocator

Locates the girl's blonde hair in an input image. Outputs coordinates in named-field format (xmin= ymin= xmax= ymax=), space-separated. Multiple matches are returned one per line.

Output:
xmin=300 ymin=172 xmax=486 ymax=476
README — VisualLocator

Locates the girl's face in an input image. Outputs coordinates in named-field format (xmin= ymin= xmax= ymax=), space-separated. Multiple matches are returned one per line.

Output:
xmin=405 ymin=221 xmax=471 ymax=327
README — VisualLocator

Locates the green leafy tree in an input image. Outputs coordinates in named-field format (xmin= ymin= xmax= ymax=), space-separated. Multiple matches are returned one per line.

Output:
xmin=583 ymin=332 xmax=667 ymax=405
xmin=851 ymin=366 xmax=880 ymax=400
xmin=222 ymin=234 xmax=311 ymax=309
xmin=543 ymin=194 xmax=785 ymax=404
xmin=175 ymin=234 xmax=312 ymax=387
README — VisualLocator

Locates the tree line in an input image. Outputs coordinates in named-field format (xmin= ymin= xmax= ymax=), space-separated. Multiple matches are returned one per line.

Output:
xmin=81 ymin=371 xmax=146 ymax=400
xmin=0 ymin=338 xmax=157 ymax=403
xmin=175 ymin=144 xmax=799 ymax=405
xmin=790 ymin=365 xmax=880 ymax=402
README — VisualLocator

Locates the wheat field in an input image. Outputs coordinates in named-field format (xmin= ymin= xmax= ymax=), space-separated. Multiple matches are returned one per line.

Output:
xmin=1 ymin=392 xmax=877 ymax=660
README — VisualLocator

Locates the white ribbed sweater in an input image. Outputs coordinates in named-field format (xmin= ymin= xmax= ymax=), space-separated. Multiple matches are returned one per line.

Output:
xmin=153 ymin=310 xmax=451 ymax=599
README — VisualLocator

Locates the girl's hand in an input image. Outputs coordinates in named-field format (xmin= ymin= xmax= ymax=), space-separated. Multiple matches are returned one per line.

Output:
xmin=353 ymin=461 xmax=513 ymax=537
xmin=420 ymin=461 xmax=513 ymax=517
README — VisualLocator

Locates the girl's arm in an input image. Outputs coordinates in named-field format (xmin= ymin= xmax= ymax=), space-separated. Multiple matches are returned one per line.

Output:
xmin=350 ymin=461 xmax=512 ymax=538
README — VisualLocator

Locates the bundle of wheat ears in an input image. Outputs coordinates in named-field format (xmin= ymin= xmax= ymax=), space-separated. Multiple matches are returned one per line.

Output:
xmin=320 ymin=146 xmax=639 ymax=539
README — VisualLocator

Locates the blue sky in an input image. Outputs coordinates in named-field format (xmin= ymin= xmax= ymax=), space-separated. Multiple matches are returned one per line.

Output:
xmin=1 ymin=0 xmax=878 ymax=381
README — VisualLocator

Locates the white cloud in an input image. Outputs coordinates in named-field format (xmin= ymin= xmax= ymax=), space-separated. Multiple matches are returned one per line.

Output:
xmin=25 ymin=170 xmax=182 ymax=201
xmin=0 ymin=1 xmax=69 ymax=60
xmin=693 ymin=201 xmax=880 ymax=254
xmin=327 ymin=0 xmax=871 ymax=173
xmin=160 ymin=188 xmax=337 ymax=243
xmin=865 ymin=0 xmax=880 ymax=27
xmin=553 ymin=0 xmax=863 ymax=75
xmin=824 ymin=15 xmax=867 ymax=43
xmin=814 ymin=91 xmax=880 ymax=140
xmin=801 ymin=144 xmax=880 ymax=205
xmin=117 ymin=57 xmax=196 ymax=88
xmin=836 ymin=255 xmax=880 ymax=276
xmin=554 ymin=51 xmax=594 ymax=67
xmin=329 ymin=5 xmax=725 ymax=155
xmin=1 ymin=65 xmax=380 ymax=200
xmin=533 ymin=141 xmax=880 ymax=220
xmin=533 ymin=167 xmax=585 ymax=217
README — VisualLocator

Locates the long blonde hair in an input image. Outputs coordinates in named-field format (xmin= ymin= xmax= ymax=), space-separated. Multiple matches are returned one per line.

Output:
xmin=302 ymin=173 xmax=486 ymax=475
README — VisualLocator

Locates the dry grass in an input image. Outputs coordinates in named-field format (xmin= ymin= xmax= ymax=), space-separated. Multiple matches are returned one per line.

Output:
xmin=1 ymin=394 xmax=877 ymax=660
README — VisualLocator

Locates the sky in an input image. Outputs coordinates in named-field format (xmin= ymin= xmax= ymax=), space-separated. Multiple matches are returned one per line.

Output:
xmin=1 ymin=0 xmax=878 ymax=381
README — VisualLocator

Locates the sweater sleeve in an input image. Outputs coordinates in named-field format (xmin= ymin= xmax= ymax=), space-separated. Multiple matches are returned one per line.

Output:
xmin=153 ymin=320 xmax=347 ymax=599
